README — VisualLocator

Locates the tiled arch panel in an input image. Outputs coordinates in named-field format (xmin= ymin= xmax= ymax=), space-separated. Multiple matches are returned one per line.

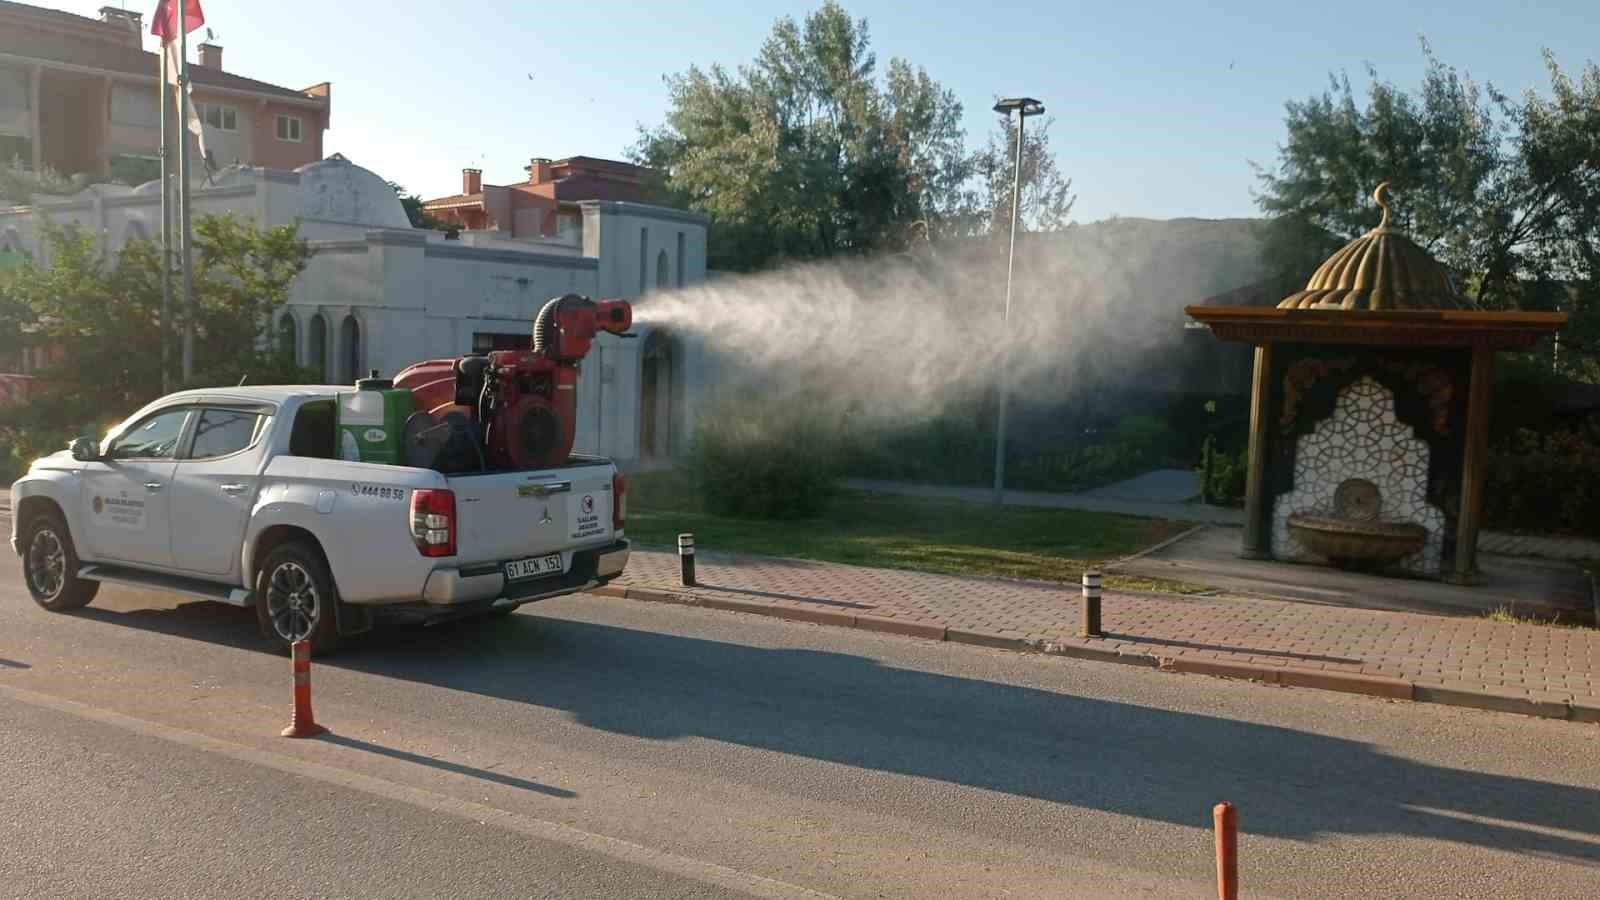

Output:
xmin=1271 ymin=375 xmax=1446 ymax=575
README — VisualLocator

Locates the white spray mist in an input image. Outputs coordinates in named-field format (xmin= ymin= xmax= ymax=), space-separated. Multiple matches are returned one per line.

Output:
xmin=631 ymin=220 xmax=1264 ymax=424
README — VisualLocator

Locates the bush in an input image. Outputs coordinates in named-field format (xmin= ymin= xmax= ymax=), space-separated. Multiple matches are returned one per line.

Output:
xmin=1484 ymin=424 xmax=1600 ymax=536
xmin=0 ymin=423 xmax=79 ymax=485
xmin=841 ymin=413 xmax=991 ymax=486
xmin=686 ymin=395 xmax=840 ymax=519
xmin=1197 ymin=435 xmax=1247 ymax=506
xmin=842 ymin=408 xmax=1191 ymax=493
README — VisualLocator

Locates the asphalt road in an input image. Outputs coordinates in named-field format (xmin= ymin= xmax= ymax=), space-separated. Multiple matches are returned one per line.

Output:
xmin=2 ymin=532 xmax=1599 ymax=897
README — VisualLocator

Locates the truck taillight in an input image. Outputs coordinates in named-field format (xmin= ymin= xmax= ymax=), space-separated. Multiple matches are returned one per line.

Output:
xmin=410 ymin=488 xmax=456 ymax=557
xmin=612 ymin=472 xmax=626 ymax=534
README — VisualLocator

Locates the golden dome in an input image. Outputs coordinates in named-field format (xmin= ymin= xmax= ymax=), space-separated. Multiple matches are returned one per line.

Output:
xmin=1277 ymin=183 xmax=1469 ymax=311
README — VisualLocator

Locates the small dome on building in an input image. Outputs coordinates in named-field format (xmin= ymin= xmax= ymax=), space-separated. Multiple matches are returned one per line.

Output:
xmin=1278 ymin=183 xmax=1469 ymax=311
xmin=294 ymin=154 xmax=411 ymax=229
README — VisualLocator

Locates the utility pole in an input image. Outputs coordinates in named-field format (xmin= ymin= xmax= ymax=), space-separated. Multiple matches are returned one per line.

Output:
xmin=990 ymin=97 xmax=1044 ymax=506
xmin=159 ymin=45 xmax=172 ymax=393
xmin=177 ymin=20 xmax=194 ymax=382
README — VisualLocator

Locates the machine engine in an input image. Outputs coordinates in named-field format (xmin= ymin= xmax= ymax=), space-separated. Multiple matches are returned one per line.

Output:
xmin=393 ymin=294 xmax=632 ymax=472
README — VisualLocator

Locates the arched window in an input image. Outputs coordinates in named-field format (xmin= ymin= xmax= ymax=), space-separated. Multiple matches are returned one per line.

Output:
xmin=277 ymin=313 xmax=298 ymax=364
xmin=640 ymin=329 xmax=677 ymax=459
xmin=308 ymin=313 xmax=327 ymax=382
xmin=340 ymin=315 xmax=361 ymax=384
xmin=656 ymin=249 xmax=670 ymax=291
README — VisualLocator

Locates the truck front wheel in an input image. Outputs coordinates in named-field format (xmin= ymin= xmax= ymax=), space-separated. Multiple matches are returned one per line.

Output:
xmin=21 ymin=512 xmax=99 ymax=611
xmin=254 ymin=542 xmax=341 ymax=654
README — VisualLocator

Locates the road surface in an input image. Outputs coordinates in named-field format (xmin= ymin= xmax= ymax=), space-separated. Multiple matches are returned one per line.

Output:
xmin=1 ymin=541 xmax=1597 ymax=897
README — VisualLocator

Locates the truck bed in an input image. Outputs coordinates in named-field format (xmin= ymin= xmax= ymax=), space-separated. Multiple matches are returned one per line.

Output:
xmin=446 ymin=460 xmax=618 ymax=568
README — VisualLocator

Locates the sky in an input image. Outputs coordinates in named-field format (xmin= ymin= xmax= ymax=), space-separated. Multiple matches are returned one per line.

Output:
xmin=54 ymin=0 xmax=1600 ymax=223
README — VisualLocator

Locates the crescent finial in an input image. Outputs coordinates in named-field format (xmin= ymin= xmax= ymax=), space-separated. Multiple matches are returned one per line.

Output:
xmin=1373 ymin=181 xmax=1392 ymax=229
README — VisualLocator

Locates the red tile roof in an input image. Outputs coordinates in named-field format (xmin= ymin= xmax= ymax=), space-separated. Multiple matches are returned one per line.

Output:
xmin=0 ymin=1 xmax=326 ymax=104
xmin=421 ymin=193 xmax=485 ymax=209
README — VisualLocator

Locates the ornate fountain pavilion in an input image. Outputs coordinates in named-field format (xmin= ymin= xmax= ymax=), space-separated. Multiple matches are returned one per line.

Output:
xmin=1186 ymin=184 xmax=1566 ymax=584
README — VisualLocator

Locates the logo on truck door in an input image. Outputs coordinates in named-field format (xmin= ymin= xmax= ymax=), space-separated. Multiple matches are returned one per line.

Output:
xmin=94 ymin=491 xmax=146 ymax=529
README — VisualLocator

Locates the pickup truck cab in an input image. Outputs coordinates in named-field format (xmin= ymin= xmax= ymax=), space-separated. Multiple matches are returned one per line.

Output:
xmin=9 ymin=386 xmax=629 ymax=651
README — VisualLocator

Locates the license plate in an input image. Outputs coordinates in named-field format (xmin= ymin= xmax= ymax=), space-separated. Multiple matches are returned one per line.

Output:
xmin=504 ymin=554 xmax=564 ymax=581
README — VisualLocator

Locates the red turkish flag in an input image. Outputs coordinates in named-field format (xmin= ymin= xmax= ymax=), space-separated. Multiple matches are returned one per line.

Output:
xmin=150 ymin=0 xmax=205 ymax=44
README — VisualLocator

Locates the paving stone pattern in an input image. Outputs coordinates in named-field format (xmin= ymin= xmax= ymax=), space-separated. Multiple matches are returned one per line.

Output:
xmin=613 ymin=548 xmax=1600 ymax=708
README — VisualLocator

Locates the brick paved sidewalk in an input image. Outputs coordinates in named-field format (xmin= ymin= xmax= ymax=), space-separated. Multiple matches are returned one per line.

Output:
xmin=603 ymin=547 xmax=1600 ymax=722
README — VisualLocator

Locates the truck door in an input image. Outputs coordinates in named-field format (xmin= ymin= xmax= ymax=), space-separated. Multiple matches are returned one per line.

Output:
xmin=168 ymin=405 xmax=272 ymax=577
xmin=79 ymin=405 xmax=190 ymax=567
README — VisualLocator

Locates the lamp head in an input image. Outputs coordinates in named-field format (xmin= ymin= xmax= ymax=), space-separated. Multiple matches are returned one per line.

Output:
xmin=993 ymin=97 xmax=1045 ymax=117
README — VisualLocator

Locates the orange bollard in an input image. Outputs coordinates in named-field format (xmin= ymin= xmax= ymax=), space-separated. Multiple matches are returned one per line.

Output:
xmin=280 ymin=639 xmax=328 ymax=738
xmin=1214 ymin=801 xmax=1238 ymax=900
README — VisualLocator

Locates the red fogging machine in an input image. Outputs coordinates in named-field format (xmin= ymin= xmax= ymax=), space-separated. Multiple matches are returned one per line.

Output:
xmin=393 ymin=294 xmax=632 ymax=472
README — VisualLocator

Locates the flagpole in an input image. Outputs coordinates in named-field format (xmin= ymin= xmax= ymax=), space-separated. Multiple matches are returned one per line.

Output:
xmin=159 ymin=41 xmax=172 ymax=394
xmin=177 ymin=18 xmax=194 ymax=383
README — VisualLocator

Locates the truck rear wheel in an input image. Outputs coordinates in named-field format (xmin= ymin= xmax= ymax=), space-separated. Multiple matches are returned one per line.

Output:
xmin=255 ymin=542 xmax=341 ymax=654
xmin=21 ymin=512 xmax=99 ymax=611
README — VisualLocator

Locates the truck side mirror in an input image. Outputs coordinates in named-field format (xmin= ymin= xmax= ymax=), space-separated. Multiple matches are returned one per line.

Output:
xmin=69 ymin=437 xmax=100 ymax=462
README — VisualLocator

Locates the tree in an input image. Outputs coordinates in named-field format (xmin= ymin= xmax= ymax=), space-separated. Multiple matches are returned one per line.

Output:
xmin=970 ymin=111 xmax=1077 ymax=237
xmin=387 ymin=181 xmax=446 ymax=230
xmin=1254 ymin=43 xmax=1600 ymax=378
xmin=633 ymin=2 xmax=980 ymax=270
xmin=1514 ymin=51 xmax=1600 ymax=374
xmin=0 ymin=215 xmax=316 ymax=430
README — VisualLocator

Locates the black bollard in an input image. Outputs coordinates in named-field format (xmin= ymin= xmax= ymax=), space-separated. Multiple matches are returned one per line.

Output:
xmin=1081 ymin=568 xmax=1103 ymax=638
xmin=678 ymin=533 xmax=696 ymax=586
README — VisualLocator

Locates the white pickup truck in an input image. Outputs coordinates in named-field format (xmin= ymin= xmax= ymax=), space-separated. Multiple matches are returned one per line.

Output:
xmin=9 ymin=386 xmax=629 ymax=651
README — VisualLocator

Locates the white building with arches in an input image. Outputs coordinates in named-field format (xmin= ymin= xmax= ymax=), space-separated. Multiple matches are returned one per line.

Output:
xmin=0 ymin=156 xmax=710 ymax=462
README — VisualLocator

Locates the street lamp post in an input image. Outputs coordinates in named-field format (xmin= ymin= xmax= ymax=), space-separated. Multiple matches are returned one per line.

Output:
xmin=991 ymin=96 xmax=1044 ymax=506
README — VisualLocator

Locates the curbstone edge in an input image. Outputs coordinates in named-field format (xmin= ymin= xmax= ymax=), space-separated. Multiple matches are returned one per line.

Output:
xmin=946 ymin=629 xmax=1031 ymax=651
xmin=853 ymin=615 xmax=948 ymax=641
xmin=1160 ymin=657 xmax=1278 ymax=683
xmin=1567 ymin=700 xmax=1600 ymax=724
xmin=1045 ymin=640 xmax=1159 ymax=669
xmin=601 ymin=579 xmax=1596 ymax=723
xmin=1413 ymin=685 xmax=1570 ymax=719
xmin=1277 ymin=667 xmax=1414 ymax=700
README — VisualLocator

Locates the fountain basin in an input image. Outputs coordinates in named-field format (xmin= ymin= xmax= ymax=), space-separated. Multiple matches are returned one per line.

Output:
xmin=1286 ymin=513 xmax=1426 ymax=567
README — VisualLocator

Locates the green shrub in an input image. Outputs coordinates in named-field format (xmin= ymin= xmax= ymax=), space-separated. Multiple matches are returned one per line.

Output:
xmin=842 ymin=407 xmax=1192 ymax=494
xmin=1197 ymin=435 xmax=1248 ymax=506
xmin=0 ymin=424 xmax=79 ymax=484
xmin=686 ymin=395 xmax=840 ymax=519
xmin=842 ymin=413 xmax=991 ymax=486
xmin=1484 ymin=424 xmax=1600 ymax=536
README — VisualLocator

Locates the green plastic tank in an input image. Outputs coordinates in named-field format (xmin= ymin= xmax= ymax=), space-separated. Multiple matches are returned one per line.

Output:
xmin=337 ymin=370 xmax=414 ymax=465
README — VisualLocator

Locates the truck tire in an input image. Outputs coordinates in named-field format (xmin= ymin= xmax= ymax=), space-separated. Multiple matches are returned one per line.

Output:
xmin=254 ymin=541 xmax=341 ymax=655
xmin=20 ymin=511 xmax=99 ymax=611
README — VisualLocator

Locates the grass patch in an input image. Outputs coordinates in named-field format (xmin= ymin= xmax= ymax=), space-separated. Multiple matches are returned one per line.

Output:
xmin=626 ymin=470 xmax=1203 ymax=593
xmin=1484 ymin=604 xmax=1595 ymax=630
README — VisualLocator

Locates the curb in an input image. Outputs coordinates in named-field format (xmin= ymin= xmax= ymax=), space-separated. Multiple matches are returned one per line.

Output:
xmin=597 ymin=582 xmax=1599 ymax=723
